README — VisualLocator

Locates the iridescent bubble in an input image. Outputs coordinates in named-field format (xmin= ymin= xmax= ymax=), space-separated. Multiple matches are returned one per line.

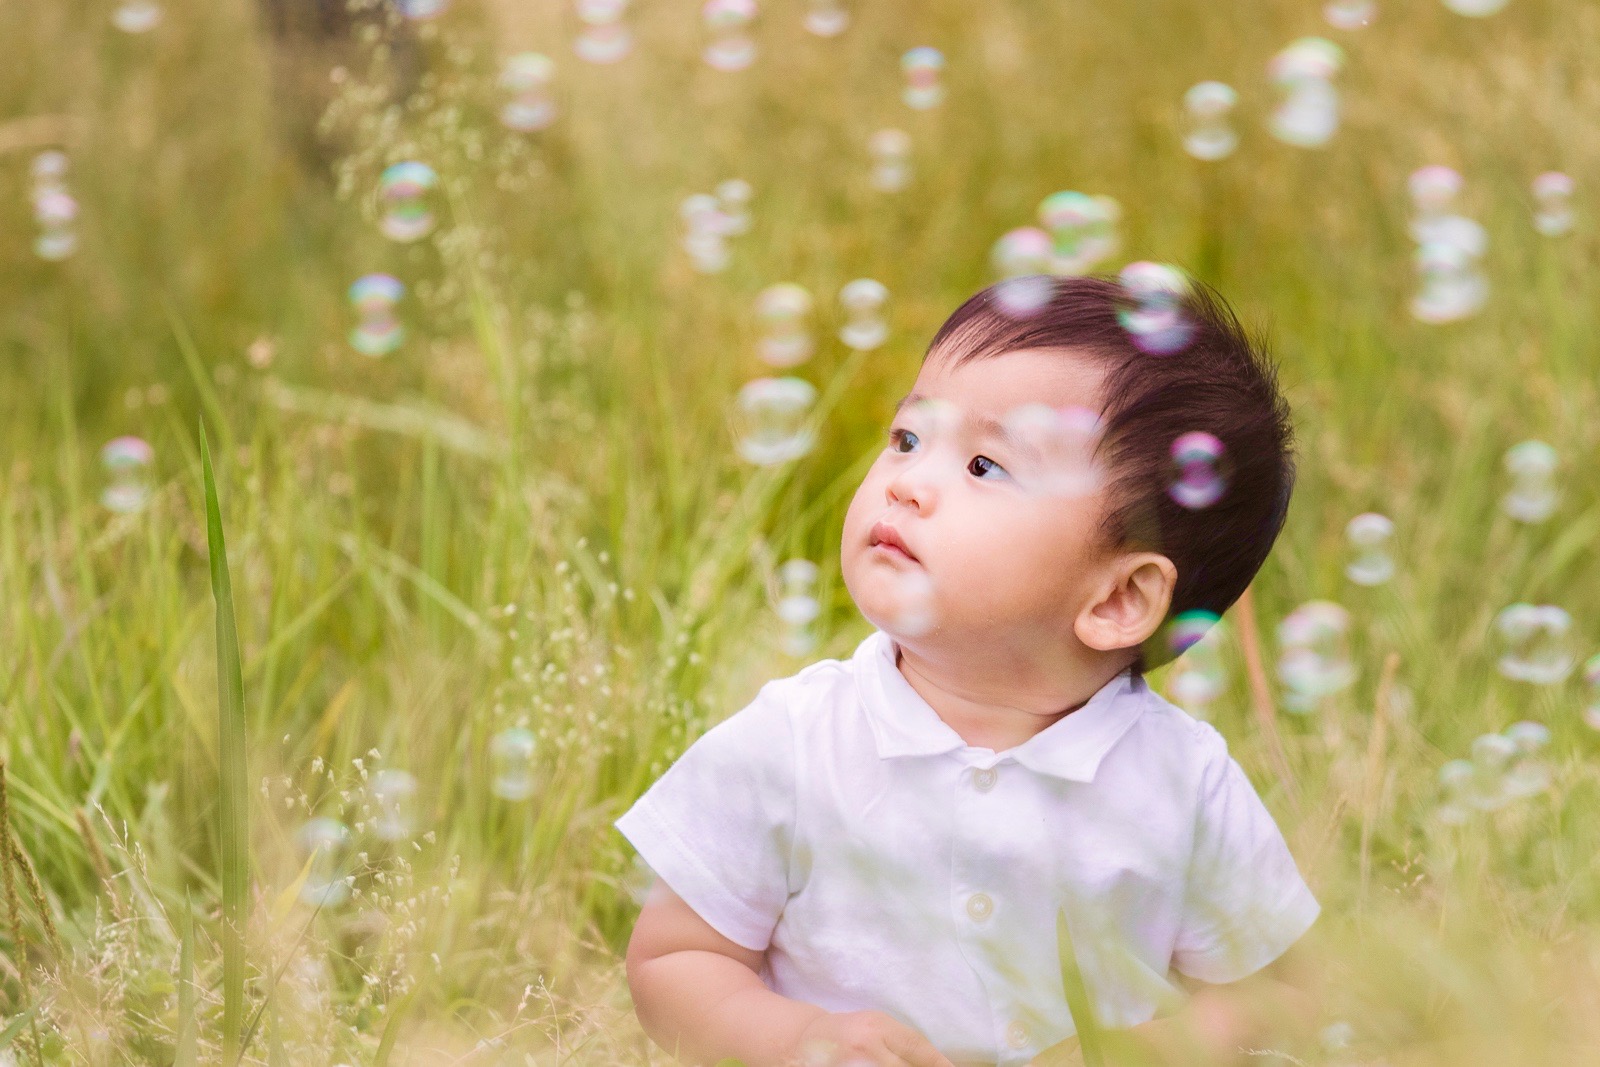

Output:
xmin=1038 ymin=192 xmax=1119 ymax=276
xmin=31 ymin=150 xmax=68 ymax=193
xmin=838 ymin=279 xmax=889 ymax=351
xmin=679 ymin=193 xmax=731 ymax=272
xmin=489 ymin=727 xmax=539 ymax=800
xmin=1500 ymin=440 xmax=1558 ymax=523
xmin=32 ymin=189 xmax=79 ymax=261
xmin=367 ymin=769 xmax=418 ymax=842
xmin=1000 ymin=403 xmax=1104 ymax=499
xmin=1494 ymin=603 xmax=1574 ymax=685
xmin=991 ymin=228 xmax=1053 ymax=279
xmin=776 ymin=558 xmax=822 ymax=657
xmin=991 ymin=274 xmax=1056 ymax=320
xmin=1531 ymin=172 xmax=1574 ymax=237
xmin=1441 ymin=0 xmax=1510 ymax=16
xmin=348 ymin=274 xmax=406 ymax=356
xmin=868 ymin=128 xmax=912 ymax=192
xmin=396 ymin=0 xmax=450 ymax=18
xmin=296 ymin=817 xmax=353 ymax=907
xmin=715 ymin=178 xmax=753 ymax=236
xmin=574 ymin=0 xmax=633 ymax=63
xmin=1323 ymin=0 xmax=1375 ymax=28
xmin=755 ymin=284 xmax=815 ymax=367
xmin=702 ymin=0 xmax=758 ymax=72
xmin=1582 ymin=653 xmax=1600 ymax=731
xmin=901 ymin=47 xmax=945 ymax=109
xmin=377 ymin=161 xmax=438 ymax=242
xmin=1343 ymin=512 xmax=1395 ymax=586
xmin=1267 ymin=37 xmax=1343 ymax=148
xmin=1166 ymin=611 xmax=1229 ymax=710
xmin=100 ymin=436 xmax=155 ymax=513
xmin=1411 ymin=219 xmax=1488 ymax=324
xmin=112 ymin=0 xmax=163 ymax=33
xmin=1408 ymin=165 xmax=1465 ymax=246
xmin=1167 ymin=431 xmax=1229 ymax=509
xmin=1181 ymin=81 xmax=1238 ymax=161
xmin=1116 ymin=261 xmax=1195 ymax=355
xmin=1501 ymin=720 xmax=1552 ymax=798
xmin=1276 ymin=600 xmax=1356 ymax=711
xmin=735 ymin=377 xmax=817 ymax=465
xmin=499 ymin=53 xmax=557 ymax=132
xmin=803 ymin=0 xmax=849 ymax=36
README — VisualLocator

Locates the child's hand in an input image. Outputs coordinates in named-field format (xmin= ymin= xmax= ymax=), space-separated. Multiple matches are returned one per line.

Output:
xmin=787 ymin=1009 xmax=958 ymax=1067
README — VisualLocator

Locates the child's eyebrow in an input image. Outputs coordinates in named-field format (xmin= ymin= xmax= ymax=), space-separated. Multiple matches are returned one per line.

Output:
xmin=892 ymin=392 xmax=1041 ymax=461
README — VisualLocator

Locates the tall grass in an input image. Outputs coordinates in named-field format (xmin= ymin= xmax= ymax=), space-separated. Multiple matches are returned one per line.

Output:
xmin=0 ymin=0 xmax=1598 ymax=1063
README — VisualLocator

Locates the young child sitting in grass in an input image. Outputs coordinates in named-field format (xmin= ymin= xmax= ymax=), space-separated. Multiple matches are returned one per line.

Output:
xmin=615 ymin=274 xmax=1319 ymax=1067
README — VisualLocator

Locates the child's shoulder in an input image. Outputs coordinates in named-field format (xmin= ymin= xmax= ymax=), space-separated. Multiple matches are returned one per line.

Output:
xmin=1126 ymin=681 xmax=1235 ymax=764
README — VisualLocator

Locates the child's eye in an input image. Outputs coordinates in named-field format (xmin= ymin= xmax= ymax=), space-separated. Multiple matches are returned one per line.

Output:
xmin=888 ymin=428 xmax=919 ymax=453
xmin=969 ymin=455 xmax=1008 ymax=480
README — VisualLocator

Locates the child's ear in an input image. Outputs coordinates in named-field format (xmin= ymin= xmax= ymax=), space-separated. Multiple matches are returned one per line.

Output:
xmin=1074 ymin=552 xmax=1177 ymax=655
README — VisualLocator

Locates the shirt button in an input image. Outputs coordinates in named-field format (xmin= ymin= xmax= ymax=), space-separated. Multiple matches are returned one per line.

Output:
xmin=973 ymin=767 xmax=997 ymax=792
xmin=965 ymin=892 xmax=993 ymax=921
xmin=1005 ymin=1020 xmax=1030 ymax=1050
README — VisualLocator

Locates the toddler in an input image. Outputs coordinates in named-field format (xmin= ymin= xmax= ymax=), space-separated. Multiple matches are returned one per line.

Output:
xmin=615 ymin=274 xmax=1318 ymax=1067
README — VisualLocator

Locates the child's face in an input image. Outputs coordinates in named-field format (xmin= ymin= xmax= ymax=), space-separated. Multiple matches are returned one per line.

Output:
xmin=842 ymin=346 xmax=1121 ymax=660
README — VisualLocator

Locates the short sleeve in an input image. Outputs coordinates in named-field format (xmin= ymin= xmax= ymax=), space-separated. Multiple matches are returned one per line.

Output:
xmin=1171 ymin=729 xmax=1320 ymax=984
xmin=613 ymin=682 xmax=796 ymax=953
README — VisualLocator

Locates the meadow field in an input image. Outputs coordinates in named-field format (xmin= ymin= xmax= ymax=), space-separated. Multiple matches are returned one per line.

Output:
xmin=1 ymin=0 xmax=1598 ymax=1063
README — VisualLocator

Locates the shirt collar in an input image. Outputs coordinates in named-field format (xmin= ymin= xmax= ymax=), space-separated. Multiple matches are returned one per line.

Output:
xmin=852 ymin=628 xmax=1147 ymax=783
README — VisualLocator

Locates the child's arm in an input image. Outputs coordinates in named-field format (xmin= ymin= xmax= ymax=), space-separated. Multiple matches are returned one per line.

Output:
xmin=626 ymin=878 xmax=826 ymax=1067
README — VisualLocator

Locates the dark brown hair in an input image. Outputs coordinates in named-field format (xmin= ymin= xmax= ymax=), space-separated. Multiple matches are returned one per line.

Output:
xmin=924 ymin=274 xmax=1295 ymax=673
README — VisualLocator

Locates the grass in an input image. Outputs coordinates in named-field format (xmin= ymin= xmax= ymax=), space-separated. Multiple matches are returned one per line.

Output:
xmin=1 ymin=0 xmax=1599 ymax=1063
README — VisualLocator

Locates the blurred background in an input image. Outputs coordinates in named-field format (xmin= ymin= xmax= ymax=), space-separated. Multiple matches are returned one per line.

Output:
xmin=1 ymin=0 xmax=1598 ymax=1064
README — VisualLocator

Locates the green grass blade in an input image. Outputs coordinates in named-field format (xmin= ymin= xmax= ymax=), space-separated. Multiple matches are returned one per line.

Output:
xmin=200 ymin=418 xmax=249 ymax=1064
xmin=1057 ymin=904 xmax=1105 ymax=1067
xmin=0 ymin=1005 xmax=39 ymax=1051
xmin=174 ymin=888 xmax=198 ymax=1067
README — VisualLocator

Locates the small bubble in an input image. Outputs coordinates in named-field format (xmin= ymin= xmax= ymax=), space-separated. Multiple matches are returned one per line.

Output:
xmin=499 ymin=54 xmax=558 ymax=132
xmin=377 ymin=161 xmax=438 ymax=241
xmin=1181 ymin=82 xmax=1238 ymax=161
xmin=489 ymin=728 xmax=539 ymax=801
xmin=734 ymin=378 xmax=817 ymax=465
xmin=1343 ymin=512 xmax=1395 ymax=585
xmin=838 ymin=279 xmax=889 ymax=351
xmin=1267 ymin=38 xmax=1344 ymax=149
xmin=348 ymin=274 xmax=406 ymax=356
xmin=1167 ymin=431 xmax=1229 ymax=509
xmin=755 ymin=284 xmax=815 ymax=367
xmin=901 ymin=47 xmax=945 ymax=109
xmin=1493 ymin=603 xmax=1574 ymax=685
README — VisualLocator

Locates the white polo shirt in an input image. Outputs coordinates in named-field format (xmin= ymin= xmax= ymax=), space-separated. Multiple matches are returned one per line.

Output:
xmin=614 ymin=629 xmax=1319 ymax=1067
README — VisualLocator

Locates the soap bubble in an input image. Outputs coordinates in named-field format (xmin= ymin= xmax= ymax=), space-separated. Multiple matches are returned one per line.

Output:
xmin=623 ymin=853 xmax=655 ymax=906
xmin=804 ymin=0 xmax=849 ymax=36
xmin=32 ymin=189 xmax=79 ymax=261
xmin=1408 ymin=165 xmax=1466 ymax=246
xmin=1181 ymin=81 xmax=1238 ymax=161
xmin=1344 ymin=512 xmax=1395 ymax=586
xmin=31 ymin=150 xmax=68 ymax=195
xmin=100 ymin=436 xmax=155 ymax=513
xmin=1167 ymin=431 xmax=1229 ymax=509
xmin=574 ymin=0 xmax=632 ymax=64
xmin=1277 ymin=600 xmax=1356 ymax=711
xmin=991 ymin=228 xmax=1053 ymax=280
xmin=1531 ymin=172 xmax=1574 ymax=236
xmin=755 ymin=284 xmax=815 ymax=367
xmin=680 ymin=194 xmax=732 ymax=272
xmin=377 ymin=161 xmax=438 ymax=242
xmin=1267 ymin=37 xmax=1343 ymax=148
xmin=1441 ymin=0 xmax=1510 ymax=16
xmin=499 ymin=53 xmax=557 ymax=131
xmin=1582 ymin=654 xmax=1600 ymax=731
xmin=396 ymin=0 xmax=450 ymax=18
xmin=367 ymin=769 xmax=419 ymax=842
xmin=1038 ymin=192 xmax=1120 ymax=275
xmin=1411 ymin=220 xmax=1488 ymax=324
xmin=868 ymin=128 xmax=912 ymax=192
xmin=702 ymin=0 xmax=758 ymax=71
xmin=1166 ymin=611 xmax=1229 ymax=710
xmin=489 ymin=727 xmax=539 ymax=800
xmin=735 ymin=377 xmax=817 ymax=465
xmin=1001 ymin=403 xmax=1105 ymax=498
xmin=716 ymin=178 xmax=753 ymax=235
xmin=296 ymin=817 xmax=353 ymax=907
xmin=1501 ymin=720 xmax=1552 ymax=798
xmin=348 ymin=274 xmax=406 ymax=356
xmin=1500 ymin=440 xmax=1558 ymax=523
xmin=776 ymin=559 xmax=822 ymax=656
xmin=877 ymin=565 xmax=937 ymax=638
xmin=1323 ymin=0 xmax=1375 ymax=28
xmin=112 ymin=0 xmax=163 ymax=33
xmin=1493 ymin=604 xmax=1574 ymax=685
xmin=838 ymin=279 xmax=889 ymax=351
xmin=901 ymin=47 xmax=945 ymax=109
xmin=1116 ymin=261 xmax=1195 ymax=355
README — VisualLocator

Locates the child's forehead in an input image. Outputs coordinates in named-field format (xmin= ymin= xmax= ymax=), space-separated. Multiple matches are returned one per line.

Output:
xmin=899 ymin=346 xmax=1106 ymax=417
